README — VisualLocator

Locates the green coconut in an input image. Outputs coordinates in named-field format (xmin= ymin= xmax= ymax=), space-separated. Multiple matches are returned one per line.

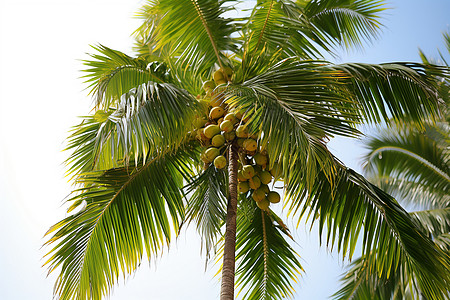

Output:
xmin=243 ymin=139 xmax=257 ymax=152
xmin=238 ymin=181 xmax=250 ymax=194
xmin=204 ymin=147 xmax=220 ymax=162
xmin=260 ymin=184 xmax=270 ymax=194
xmin=249 ymin=176 xmax=261 ymax=190
xmin=267 ymin=191 xmax=281 ymax=203
xmin=213 ymin=70 xmax=225 ymax=83
xmin=209 ymin=106 xmax=225 ymax=119
xmin=270 ymin=162 xmax=283 ymax=179
xmin=193 ymin=117 xmax=208 ymax=129
xmin=203 ymin=124 xmax=221 ymax=139
xmin=235 ymin=125 xmax=249 ymax=138
xmin=259 ymin=171 xmax=272 ymax=185
xmin=237 ymin=138 xmax=247 ymax=148
xmin=220 ymin=120 xmax=234 ymax=133
xmin=242 ymin=165 xmax=255 ymax=179
xmin=214 ymin=155 xmax=227 ymax=169
xmin=202 ymin=80 xmax=215 ymax=91
xmin=237 ymin=170 xmax=247 ymax=182
xmin=223 ymin=131 xmax=236 ymax=141
xmin=211 ymin=134 xmax=225 ymax=147
xmin=252 ymin=188 xmax=266 ymax=202
xmin=257 ymin=198 xmax=270 ymax=210
xmin=223 ymin=113 xmax=238 ymax=124
xmin=253 ymin=152 xmax=268 ymax=166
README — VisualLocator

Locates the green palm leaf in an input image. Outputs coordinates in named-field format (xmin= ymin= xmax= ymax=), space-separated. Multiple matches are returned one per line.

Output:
xmin=301 ymin=0 xmax=386 ymax=49
xmin=82 ymin=45 xmax=169 ymax=109
xmin=335 ymin=62 xmax=446 ymax=126
xmin=65 ymin=82 xmax=199 ymax=175
xmin=135 ymin=0 xmax=236 ymax=72
xmin=44 ymin=148 xmax=195 ymax=300
xmin=185 ymin=164 xmax=228 ymax=255
xmin=362 ymin=123 xmax=450 ymax=208
xmin=235 ymin=201 xmax=303 ymax=299
xmin=286 ymin=163 xmax=450 ymax=299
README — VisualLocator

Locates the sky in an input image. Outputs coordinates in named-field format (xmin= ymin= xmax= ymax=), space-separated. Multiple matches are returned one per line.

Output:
xmin=0 ymin=0 xmax=449 ymax=299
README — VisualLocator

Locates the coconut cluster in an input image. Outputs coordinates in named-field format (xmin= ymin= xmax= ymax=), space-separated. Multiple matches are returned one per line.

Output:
xmin=192 ymin=68 xmax=283 ymax=211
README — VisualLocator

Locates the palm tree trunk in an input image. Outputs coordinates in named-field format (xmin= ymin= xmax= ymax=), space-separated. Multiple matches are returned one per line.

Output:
xmin=220 ymin=145 xmax=238 ymax=300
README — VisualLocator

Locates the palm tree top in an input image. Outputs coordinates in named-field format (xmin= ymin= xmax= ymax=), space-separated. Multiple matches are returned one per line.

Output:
xmin=44 ymin=1 xmax=450 ymax=300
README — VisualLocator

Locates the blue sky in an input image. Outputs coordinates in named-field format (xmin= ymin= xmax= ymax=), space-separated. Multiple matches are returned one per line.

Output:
xmin=0 ymin=0 xmax=449 ymax=299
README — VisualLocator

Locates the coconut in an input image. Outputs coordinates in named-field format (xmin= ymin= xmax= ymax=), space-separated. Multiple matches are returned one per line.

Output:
xmin=203 ymin=124 xmax=221 ymax=139
xmin=209 ymin=107 xmax=225 ymax=119
xmin=270 ymin=162 xmax=283 ymax=179
xmin=249 ymin=176 xmax=261 ymax=190
xmin=238 ymin=181 xmax=250 ymax=194
xmin=211 ymin=134 xmax=225 ymax=147
xmin=214 ymin=155 xmax=227 ymax=169
xmin=235 ymin=125 xmax=249 ymax=138
xmin=197 ymin=128 xmax=209 ymax=141
xmin=253 ymin=152 xmax=268 ymax=166
xmin=220 ymin=120 xmax=234 ymax=133
xmin=202 ymin=80 xmax=215 ymax=91
xmin=242 ymin=165 xmax=255 ymax=179
xmin=223 ymin=113 xmax=238 ymax=124
xmin=193 ymin=117 xmax=208 ymax=129
xmin=267 ymin=191 xmax=281 ymax=203
xmin=259 ymin=171 xmax=272 ymax=185
xmin=204 ymin=147 xmax=220 ymax=162
xmin=236 ymin=138 xmax=246 ymax=148
xmin=223 ymin=131 xmax=236 ymax=141
xmin=260 ymin=184 xmax=270 ymax=195
xmin=252 ymin=188 xmax=266 ymax=202
xmin=213 ymin=70 xmax=225 ymax=83
xmin=237 ymin=170 xmax=247 ymax=182
xmin=257 ymin=198 xmax=270 ymax=210
xmin=223 ymin=67 xmax=233 ymax=77
xmin=243 ymin=139 xmax=257 ymax=152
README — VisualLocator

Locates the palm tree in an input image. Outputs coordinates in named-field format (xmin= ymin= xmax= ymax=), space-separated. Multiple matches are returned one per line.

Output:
xmin=43 ymin=1 xmax=450 ymax=299
xmin=333 ymin=32 xmax=450 ymax=300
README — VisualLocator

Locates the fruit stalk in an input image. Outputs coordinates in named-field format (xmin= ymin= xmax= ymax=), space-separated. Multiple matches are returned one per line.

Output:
xmin=220 ymin=144 xmax=239 ymax=300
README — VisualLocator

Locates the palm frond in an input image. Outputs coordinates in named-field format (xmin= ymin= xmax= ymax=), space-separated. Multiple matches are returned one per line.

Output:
xmin=362 ymin=123 xmax=450 ymax=208
xmin=332 ymin=255 xmax=415 ymax=300
xmin=240 ymin=0 xmax=324 ymax=63
xmin=44 ymin=147 xmax=195 ymax=300
xmin=185 ymin=164 xmax=228 ymax=256
xmin=235 ymin=201 xmax=303 ymax=299
xmin=135 ymin=0 xmax=236 ymax=72
xmin=301 ymin=0 xmax=386 ymax=49
xmin=334 ymin=207 xmax=450 ymax=300
xmin=334 ymin=62 xmax=447 ymax=126
xmin=286 ymin=162 xmax=450 ymax=299
xmin=65 ymin=82 xmax=199 ymax=175
xmin=411 ymin=207 xmax=450 ymax=238
xmin=82 ymin=45 xmax=169 ymax=109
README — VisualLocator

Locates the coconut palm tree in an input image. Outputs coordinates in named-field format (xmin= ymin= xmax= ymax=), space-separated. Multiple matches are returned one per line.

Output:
xmin=333 ymin=32 xmax=450 ymax=300
xmin=44 ymin=1 xmax=450 ymax=299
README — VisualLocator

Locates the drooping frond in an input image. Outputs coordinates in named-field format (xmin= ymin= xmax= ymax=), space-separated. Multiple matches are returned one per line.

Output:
xmin=65 ymin=82 xmax=199 ymax=175
xmin=300 ymin=0 xmax=386 ymax=49
xmin=332 ymin=255 xmax=415 ymax=300
xmin=135 ymin=0 xmax=236 ymax=73
xmin=286 ymin=162 xmax=450 ymax=299
xmin=411 ymin=207 xmax=450 ymax=238
xmin=185 ymin=164 xmax=228 ymax=256
xmin=334 ymin=62 xmax=447 ymax=126
xmin=240 ymin=0 xmax=324 ymax=63
xmin=362 ymin=123 xmax=450 ymax=208
xmin=44 ymin=147 xmax=195 ymax=300
xmin=334 ymin=207 xmax=450 ymax=300
xmin=82 ymin=45 xmax=169 ymax=109
xmin=235 ymin=201 xmax=303 ymax=299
